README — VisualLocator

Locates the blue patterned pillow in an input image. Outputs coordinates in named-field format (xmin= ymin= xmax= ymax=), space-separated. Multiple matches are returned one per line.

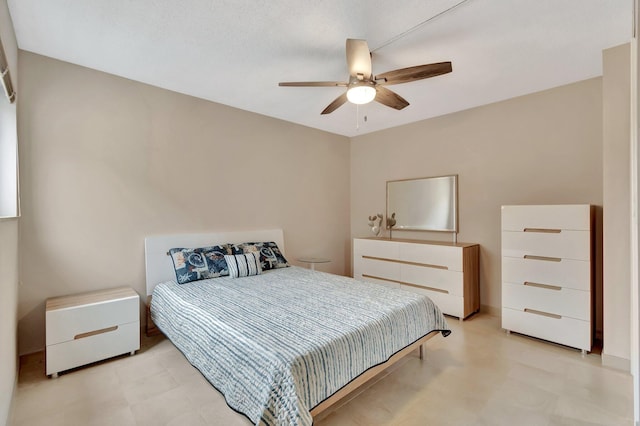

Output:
xmin=224 ymin=252 xmax=262 ymax=278
xmin=230 ymin=241 xmax=289 ymax=271
xmin=168 ymin=244 xmax=231 ymax=284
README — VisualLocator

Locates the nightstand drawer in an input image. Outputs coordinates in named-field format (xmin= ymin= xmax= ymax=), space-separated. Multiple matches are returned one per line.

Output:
xmin=46 ymin=321 xmax=139 ymax=376
xmin=46 ymin=292 xmax=139 ymax=345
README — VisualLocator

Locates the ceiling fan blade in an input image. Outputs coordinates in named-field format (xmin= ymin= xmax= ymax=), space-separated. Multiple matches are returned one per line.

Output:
xmin=346 ymin=39 xmax=372 ymax=79
xmin=279 ymin=81 xmax=348 ymax=87
xmin=375 ymin=86 xmax=409 ymax=110
xmin=376 ymin=62 xmax=452 ymax=85
xmin=321 ymin=92 xmax=348 ymax=115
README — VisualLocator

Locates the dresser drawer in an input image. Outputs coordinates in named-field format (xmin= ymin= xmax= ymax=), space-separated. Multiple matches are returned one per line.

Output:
xmin=502 ymin=230 xmax=590 ymax=261
xmin=502 ymin=307 xmax=591 ymax=351
xmin=46 ymin=321 xmax=139 ymax=376
xmin=402 ymin=285 xmax=463 ymax=318
xmin=502 ymin=282 xmax=590 ymax=321
xmin=46 ymin=295 xmax=139 ymax=345
xmin=502 ymin=256 xmax=590 ymax=291
xmin=359 ymin=275 xmax=402 ymax=290
xmin=501 ymin=205 xmax=591 ymax=231
xmin=400 ymin=264 xmax=463 ymax=296
xmin=398 ymin=242 xmax=462 ymax=271
xmin=354 ymin=238 xmax=399 ymax=260
xmin=358 ymin=257 xmax=401 ymax=282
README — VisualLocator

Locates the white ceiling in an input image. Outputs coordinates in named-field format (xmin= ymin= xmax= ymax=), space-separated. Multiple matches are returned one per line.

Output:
xmin=7 ymin=0 xmax=633 ymax=137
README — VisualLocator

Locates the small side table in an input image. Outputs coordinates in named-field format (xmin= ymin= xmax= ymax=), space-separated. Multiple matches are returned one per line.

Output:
xmin=46 ymin=286 xmax=140 ymax=378
xmin=298 ymin=257 xmax=331 ymax=271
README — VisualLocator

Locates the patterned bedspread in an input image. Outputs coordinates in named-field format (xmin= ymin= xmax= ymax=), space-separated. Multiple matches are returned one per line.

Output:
xmin=151 ymin=266 xmax=450 ymax=426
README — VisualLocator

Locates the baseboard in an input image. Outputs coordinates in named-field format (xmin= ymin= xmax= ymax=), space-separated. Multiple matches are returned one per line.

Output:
xmin=601 ymin=352 xmax=631 ymax=372
xmin=480 ymin=304 xmax=501 ymax=317
xmin=7 ymin=366 xmax=17 ymax=425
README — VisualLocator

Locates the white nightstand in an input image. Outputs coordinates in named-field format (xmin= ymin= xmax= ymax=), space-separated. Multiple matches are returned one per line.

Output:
xmin=46 ymin=286 xmax=140 ymax=378
xmin=297 ymin=257 xmax=331 ymax=271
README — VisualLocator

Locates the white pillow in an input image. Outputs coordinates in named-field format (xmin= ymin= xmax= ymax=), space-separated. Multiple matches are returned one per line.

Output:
xmin=224 ymin=252 xmax=262 ymax=278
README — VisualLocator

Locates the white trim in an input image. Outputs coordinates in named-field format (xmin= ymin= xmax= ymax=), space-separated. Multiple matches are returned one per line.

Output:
xmin=144 ymin=229 xmax=285 ymax=296
xmin=631 ymin=3 xmax=640 ymax=423
xmin=602 ymin=353 xmax=631 ymax=372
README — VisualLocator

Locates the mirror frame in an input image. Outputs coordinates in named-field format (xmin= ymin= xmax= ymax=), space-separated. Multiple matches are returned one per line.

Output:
xmin=386 ymin=174 xmax=458 ymax=233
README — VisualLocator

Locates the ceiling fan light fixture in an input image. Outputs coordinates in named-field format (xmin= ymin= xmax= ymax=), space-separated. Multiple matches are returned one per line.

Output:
xmin=346 ymin=84 xmax=376 ymax=105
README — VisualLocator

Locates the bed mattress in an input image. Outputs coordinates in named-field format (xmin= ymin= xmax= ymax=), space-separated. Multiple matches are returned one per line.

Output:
xmin=151 ymin=266 xmax=450 ymax=426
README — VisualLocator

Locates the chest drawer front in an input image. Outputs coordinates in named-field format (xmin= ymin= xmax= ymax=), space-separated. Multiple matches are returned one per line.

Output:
xmin=502 ymin=256 xmax=590 ymax=291
xmin=502 ymin=205 xmax=591 ymax=231
xmin=398 ymin=242 xmax=462 ymax=271
xmin=400 ymin=264 xmax=463 ymax=296
xmin=46 ymin=296 xmax=139 ymax=345
xmin=354 ymin=238 xmax=399 ymax=260
xmin=358 ymin=257 xmax=401 ymax=282
xmin=502 ymin=230 xmax=590 ymax=261
xmin=502 ymin=307 xmax=590 ymax=351
xmin=502 ymin=282 xmax=590 ymax=321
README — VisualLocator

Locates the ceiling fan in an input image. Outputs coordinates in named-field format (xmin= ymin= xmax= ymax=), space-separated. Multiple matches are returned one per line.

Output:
xmin=279 ymin=39 xmax=452 ymax=115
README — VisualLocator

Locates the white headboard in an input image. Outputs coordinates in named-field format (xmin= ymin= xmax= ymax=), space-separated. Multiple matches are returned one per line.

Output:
xmin=144 ymin=229 xmax=285 ymax=296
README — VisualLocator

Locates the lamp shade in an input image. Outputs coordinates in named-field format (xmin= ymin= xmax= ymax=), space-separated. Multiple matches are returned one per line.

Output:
xmin=346 ymin=85 xmax=376 ymax=105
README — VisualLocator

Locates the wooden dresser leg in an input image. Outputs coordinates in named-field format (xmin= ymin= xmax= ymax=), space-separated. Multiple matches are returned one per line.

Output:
xmin=419 ymin=344 xmax=424 ymax=360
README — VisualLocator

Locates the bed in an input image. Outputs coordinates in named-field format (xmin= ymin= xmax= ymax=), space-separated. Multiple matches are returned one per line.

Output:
xmin=145 ymin=229 xmax=450 ymax=426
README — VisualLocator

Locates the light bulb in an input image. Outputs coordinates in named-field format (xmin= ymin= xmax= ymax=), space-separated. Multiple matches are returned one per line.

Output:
xmin=346 ymin=85 xmax=376 ymax=105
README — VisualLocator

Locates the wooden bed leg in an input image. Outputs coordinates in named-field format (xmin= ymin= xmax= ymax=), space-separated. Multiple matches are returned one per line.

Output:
xmin=419 ymin=344 xmax=424 ymax=360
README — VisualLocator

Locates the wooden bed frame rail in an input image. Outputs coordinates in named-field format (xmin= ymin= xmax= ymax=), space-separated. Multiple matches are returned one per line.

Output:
xmin=310 ymin=330 xmax=440 ymax=418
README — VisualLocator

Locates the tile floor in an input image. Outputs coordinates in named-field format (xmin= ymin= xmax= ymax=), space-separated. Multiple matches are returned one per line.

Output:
xmin=10 ymin=314 xmax=634 ymax=426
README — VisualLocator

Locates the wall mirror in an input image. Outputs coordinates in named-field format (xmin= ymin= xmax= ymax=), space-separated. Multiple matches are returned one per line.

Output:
xmin=386 ymin=175 xmax=458 ymax=233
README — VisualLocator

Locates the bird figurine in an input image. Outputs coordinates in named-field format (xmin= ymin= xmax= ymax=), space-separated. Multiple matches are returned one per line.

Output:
xmin=368 ymin=213 xmax=383 ymax=236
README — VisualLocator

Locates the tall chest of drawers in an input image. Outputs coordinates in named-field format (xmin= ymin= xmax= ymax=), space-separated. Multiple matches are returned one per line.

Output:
xmin=501 ymin=205 xmax=594 ymax=352
xmin=353 ymin=237 xmax=480 ymax=320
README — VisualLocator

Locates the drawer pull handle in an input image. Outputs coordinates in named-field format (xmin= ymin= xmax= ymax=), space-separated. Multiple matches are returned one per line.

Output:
xmin=74 ymin=325 xmax=118 ymax=340
xmin=523 ymin=255 xmax=561 ymax=262
xmin=524 ymin=282 xmax=562 ymax=291
xmin=362 ymin=274 xmax=449 ymax=294
xmin=523 ymin=228 xmax=561 ymax=233
xmin=362 ymin=256 xmax=448 ymax=270
xmin=524 ymin=308 xmax=561 ymax=319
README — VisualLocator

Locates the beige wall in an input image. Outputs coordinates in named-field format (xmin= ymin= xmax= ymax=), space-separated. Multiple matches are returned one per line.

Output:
xmin=603 ymin=43 xmax=631 ymax=369
xmin=0 ymin=0 xmax=19 ymax=423
xmin=0 ymin=219 xmax=18 ymax=424
xmin=17 ymin=51 xmax=350 ymax=354
xmin=351 ymin=78 xmax=603 ymax=317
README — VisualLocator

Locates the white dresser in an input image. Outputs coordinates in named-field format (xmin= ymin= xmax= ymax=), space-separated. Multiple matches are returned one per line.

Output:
xmin=353 ymin=237 xmax=480 ymax=320
xmin=501 ymin=204 xmax=594 ymax=353
xmin=46 ymin=286 xmax=140 ymax=377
